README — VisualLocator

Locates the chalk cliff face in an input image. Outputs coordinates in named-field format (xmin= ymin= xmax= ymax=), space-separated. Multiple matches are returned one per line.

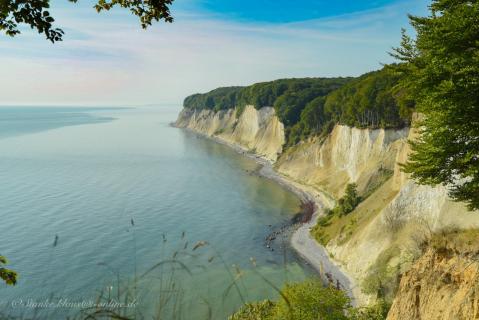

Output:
xmin=176 ymin=105 xmax=479 ymax=307
xmin=269 ymin=119 xmax=478 ymax=287
xmin=276 ymin=125 xmax=408 ymax=198
xmin=279 ymin=124 xmax=479 ymax=301
xmin=175 ymin=106 xmax=284 ymax=162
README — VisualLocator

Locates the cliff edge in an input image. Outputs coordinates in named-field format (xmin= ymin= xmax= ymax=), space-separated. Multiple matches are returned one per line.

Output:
xmin=387 ymin=230 xmax=479 ymax=320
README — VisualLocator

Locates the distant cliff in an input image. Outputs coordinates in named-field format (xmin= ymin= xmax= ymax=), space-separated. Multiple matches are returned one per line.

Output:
xmin=176 ymin=105 xmax=285 ymax=162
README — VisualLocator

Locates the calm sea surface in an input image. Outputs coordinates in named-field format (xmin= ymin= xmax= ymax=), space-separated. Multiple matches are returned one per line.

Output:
xmin=0 ymin=106 xmax=310 ymax=319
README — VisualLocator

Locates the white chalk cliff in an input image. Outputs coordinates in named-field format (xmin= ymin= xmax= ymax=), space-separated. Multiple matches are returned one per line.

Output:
xmin=176 ymin=106 xmax=284 ymax=162
xmin=175 ymin=106 xmax=479 ymax=304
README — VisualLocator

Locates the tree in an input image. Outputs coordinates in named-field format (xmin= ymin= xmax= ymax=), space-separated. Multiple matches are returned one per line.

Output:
xmin=391 ymin=0 xmax=479 ymax=210
xmin=0 ymin=0 xmax=174 ymax=42
xmin=342 ymin=183 xmax=361 ymax=214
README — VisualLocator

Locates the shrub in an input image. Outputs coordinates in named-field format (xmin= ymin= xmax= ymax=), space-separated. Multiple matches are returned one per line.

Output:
xmin=428 ymin=228 xmax=479 ymax=254
xmin=229 ymin=300 xmax=275 ymax=320
xmin=272 ymin=280 xmax=350 ymax=320
xmin=311 ymin=226 xmax=331 ymax=246
xmin=231 ymin=279 xmax=389 ymax=320
xmin=362 ymin=246 xmax=401 ymax=301
xmin=317 ymin=215 xmax=332 ymax=227
xmin=329 ymin=183 xmax=362 ymax=217
xmin=348 ymin=299 xmax=391 ymax=320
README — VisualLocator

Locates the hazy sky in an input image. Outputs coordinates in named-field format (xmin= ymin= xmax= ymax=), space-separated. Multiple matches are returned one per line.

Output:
xmin=0 ymin=0 xmax=429 ymax=106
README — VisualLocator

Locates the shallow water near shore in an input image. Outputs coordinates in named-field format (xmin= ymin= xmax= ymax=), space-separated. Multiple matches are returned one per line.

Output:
xmin=0 ymin=106 xmax=311 ymax=319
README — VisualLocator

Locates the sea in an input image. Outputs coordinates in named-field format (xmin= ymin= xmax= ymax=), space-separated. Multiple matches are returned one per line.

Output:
xmin=0 ymin=106 xmax=311 ymax=319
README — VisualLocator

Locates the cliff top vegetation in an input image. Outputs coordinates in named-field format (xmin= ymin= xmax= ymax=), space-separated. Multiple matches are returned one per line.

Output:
xmin=183 ymin=68 xmax=412 ymax=146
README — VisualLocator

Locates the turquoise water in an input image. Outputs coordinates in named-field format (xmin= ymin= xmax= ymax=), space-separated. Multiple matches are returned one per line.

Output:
xmin=0 ymin=106 xmax=310 ymax=319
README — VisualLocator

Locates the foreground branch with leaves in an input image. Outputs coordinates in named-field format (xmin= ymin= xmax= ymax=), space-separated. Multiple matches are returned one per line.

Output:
xmin=0 ymin=0 xmax=174 ymax=42
xmin=392 ymin=0 xmax=479 ymax=210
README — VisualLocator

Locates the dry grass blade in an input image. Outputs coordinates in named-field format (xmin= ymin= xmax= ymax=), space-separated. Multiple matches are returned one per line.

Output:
xmin=192 ymin=241 xmax=209 ymax=251
xmin=140 ymin=260 xmax=193 ymax=279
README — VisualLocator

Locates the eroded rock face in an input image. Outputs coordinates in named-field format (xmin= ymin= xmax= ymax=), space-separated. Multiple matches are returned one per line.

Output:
xmin=276 ymin=125 xmax=408 ymax=198
xmin=387 ymin=248 xmax=479 ymax=320
xmin=175 ymin=106 xmax=284 ymax=162
xmin=327 ymin=130 xmax=479 ymax=304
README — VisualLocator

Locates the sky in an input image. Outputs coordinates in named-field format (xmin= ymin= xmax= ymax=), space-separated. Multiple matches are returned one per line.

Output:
xmin=0 ymin=0 xmax=430 ymax=106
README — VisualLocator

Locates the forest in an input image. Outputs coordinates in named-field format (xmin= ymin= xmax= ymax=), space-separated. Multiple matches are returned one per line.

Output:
xmin=183 ymin=67 xmax=412 ymax=146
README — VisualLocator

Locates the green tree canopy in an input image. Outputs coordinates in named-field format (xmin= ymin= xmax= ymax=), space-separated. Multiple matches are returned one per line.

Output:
xmin=323 ymin=68 xmax=410 ymax=129
xmin=393 ymin=0 xmax=479 ymax=210
xmin=0 ymin=0 xmax=174 ymax=42
xmin=184 ymin=69 xmax=412 ymax=146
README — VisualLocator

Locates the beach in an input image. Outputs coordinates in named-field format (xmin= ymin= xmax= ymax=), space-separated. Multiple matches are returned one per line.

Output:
xmin=176 ymin=125 xmax=362 ymax=305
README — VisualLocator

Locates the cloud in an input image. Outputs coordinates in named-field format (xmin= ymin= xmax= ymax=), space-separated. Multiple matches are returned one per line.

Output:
xmin=0 ymin=0 xmax=429 ymax=106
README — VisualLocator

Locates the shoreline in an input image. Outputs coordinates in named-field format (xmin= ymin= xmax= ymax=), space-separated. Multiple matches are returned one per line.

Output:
xmin=259 ymin=164 xmax=362 ymax=307
xmin=175 ymin=125 xmax=362 ymax=306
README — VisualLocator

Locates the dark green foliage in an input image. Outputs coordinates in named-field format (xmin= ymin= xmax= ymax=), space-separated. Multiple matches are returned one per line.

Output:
xmin=286 ymin=68 xmax=411 ymax=146
xmin=287 ymin=69 xmax=413 ymax=146
xmin=229 ymin=280 xmax=351 ymax=320
xmin=183 ymin=78 xmax=348 ymax=147
xmin=312 ymin=184 xmax=361 ymax=245
xmin=285 ymin=96 xmax=334 ymax=146
xmin=271 ymin=79 xmax=348 ymax=127
xmin=323 ymin=68 xmax=410 ymax=129
xmin=392 ymin=0 xmax=479 ymax=211
xmin=349 ymin=300 xmax=391 ymax=320
xmin=317 ymin=215 xmax=332 ymax=227
xmin=0 ymin=0 xmax=174 ymax=42
xmin=183 ymin=87 xmax=244 ymax=112
xmin=185 ymin=68 xmax=411 ymax=147
xmin=0 ymin=255 xmax=17 ymax=286
xmin=327 ymin=183 xmax=362 ymax=216
xmin=229 ymin=300 xmax=275 ymax=320
xmin=230 ymin=279 xmax=389 ymax=320
xmin=252 ymin=78 xmax=350 ymax=145
xmin=184 ymin=78 xmax=349 ymax=117
xmin=272 ymin=280 xmax=350 ymax=320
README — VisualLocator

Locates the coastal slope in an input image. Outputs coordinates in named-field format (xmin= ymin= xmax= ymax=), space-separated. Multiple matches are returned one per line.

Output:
xmin=175 ymin=105 xmax=479 ymax=311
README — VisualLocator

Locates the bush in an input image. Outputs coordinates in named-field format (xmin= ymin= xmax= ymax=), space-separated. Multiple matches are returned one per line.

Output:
xmin=272 ymin=280 xmax=350 ymax=320
xmin=362 ymin=246 xmax=401 ymax=301
xmin=230 ymin=279 xmax=389 ymax=320
xmin=317 ymin=215 xmax=332 ymax=227
xmin=229 ymin=300 xmax=275 ymax=320
xmin=349 ymin=299 xmax=391 ymax=320
xmin=330 ymin=183 xmax=362 ymax=216
xmin=428 ymin=228 xmax=479 ymax=254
